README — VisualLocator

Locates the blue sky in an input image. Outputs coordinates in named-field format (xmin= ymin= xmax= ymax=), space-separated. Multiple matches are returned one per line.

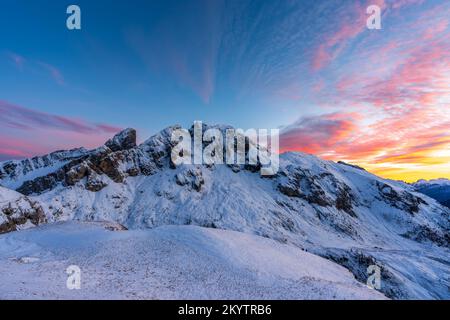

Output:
xmin=1 ymin=0 xmax=449 ymax=181
xmin=1 ymin=0 xmax=317 ymax=133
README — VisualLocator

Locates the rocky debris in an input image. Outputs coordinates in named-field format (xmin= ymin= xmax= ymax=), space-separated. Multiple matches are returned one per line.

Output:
xmin=94 ymin=221 xmax=128 ymax=231
xmin=402 ymin=224 xmax=450 ymax=247
xmin=175 ymin=166 xmax=205 ymax=192
xmin=277 ymin=166 xmax=358 ymax=216
xmin=323 ymin=248 xmax=409 ymax=299
xmin=86 ymin=173 xmax=108 ymax=192
xmin=0 ymin=187 xmax=46 ymax=234
xmin=375 ymin=182 xmax=427 ymax=215
xmin=277 ymin=169 xmax=334 ymax=206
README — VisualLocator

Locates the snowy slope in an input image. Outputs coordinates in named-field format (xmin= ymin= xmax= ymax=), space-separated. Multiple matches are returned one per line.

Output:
xmin=0 ymin=222 xmax=386 ymax=300
xmin=0 ymin=125 xmax=449 ymax=299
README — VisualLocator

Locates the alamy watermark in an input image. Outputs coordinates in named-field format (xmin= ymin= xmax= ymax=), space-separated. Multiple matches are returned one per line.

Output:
xmin=66 ymin=5 xmax=81 ymax=30
xmin=66 ymin=265 xmax=81 ymax=290
xmin=171 ymin=121 xmax=279 ymax=176
xmin=66 ymin=4 xmax=380 ymax=31
xmin=367 ymin=5 xmax=382 ymax=30
xmin=367 ymin=264 xmax=381 ymax=290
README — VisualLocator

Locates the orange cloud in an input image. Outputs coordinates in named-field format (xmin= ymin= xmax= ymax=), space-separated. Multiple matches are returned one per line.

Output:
xmin=280 ymin=107 xmax=450 ymax=182
xmin=280 ymin=112 xmax=360 ymax=154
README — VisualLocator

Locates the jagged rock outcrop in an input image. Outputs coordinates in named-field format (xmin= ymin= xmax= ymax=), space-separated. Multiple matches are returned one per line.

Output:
xmin=0 ymin=148 xmax=88 ymax=188
xmin=14 ymin=128 xmax=158 ymax=195
xmin=0 ymin=187 xmax=46 ymax=234
xmin=105 ymin=128 xmax=137 ymax=152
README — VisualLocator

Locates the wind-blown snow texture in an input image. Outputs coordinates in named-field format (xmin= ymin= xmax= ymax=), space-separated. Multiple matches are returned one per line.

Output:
xmin=0 ymin=222 xmax=386 ymax=299
xmin=0 ymin=125 xmax=449 ymax=299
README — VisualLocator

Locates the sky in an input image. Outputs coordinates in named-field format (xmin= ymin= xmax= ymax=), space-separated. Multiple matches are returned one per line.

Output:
xmin=0 ymin=0 xmax=449 ymax=182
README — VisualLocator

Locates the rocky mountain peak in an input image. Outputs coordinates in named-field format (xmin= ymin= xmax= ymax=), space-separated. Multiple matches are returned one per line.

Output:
xmin=105 ymin=128 xmax=137 ymax=152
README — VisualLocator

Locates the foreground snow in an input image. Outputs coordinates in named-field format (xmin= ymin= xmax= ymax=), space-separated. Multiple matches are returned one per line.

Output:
xmin=0 ymin=221 xmax=386 ymax=300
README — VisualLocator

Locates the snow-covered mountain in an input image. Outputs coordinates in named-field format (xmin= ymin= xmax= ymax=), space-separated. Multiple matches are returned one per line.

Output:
xmin=413 ymin=179 xmax=450 ymax=209
xmin=0 ymin=125 xmax=449 ymax=299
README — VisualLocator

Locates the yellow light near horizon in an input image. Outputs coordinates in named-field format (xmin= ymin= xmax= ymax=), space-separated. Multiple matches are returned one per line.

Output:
xmin=431 ymin=148 xmax=450 ymax=158
xmin=365 ymin=162 xmax=450 ymax=183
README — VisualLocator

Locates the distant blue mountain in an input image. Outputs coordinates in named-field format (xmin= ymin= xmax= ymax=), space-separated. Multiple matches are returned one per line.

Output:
xmin=413 ymin=179 xmax=450 ymax=209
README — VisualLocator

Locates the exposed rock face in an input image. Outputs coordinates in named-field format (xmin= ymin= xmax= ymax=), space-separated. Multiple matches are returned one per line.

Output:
xmin=175 ymin=166 xmax=205 ymax=192
xmin=8 ymin=125 xmax=273 ymax=196
xmin=0 ymin=187 xmax=46 ymax=234
xmin=14 ymin=129 xmax=158 ymax=195
xmin=105 ymin=128 xmax=137 ymax=152
xmin=402 ymin=225 xmax=450 ymax=247
xmin=375 ymin=181 xmax=427 ymax=215
xmin=277 ymin=166 xmax=358 ymax=217
xmin=0 ymin=148 xmax=88 ymax=188
xmin=323 ymin=248 xmax=409 ymax=299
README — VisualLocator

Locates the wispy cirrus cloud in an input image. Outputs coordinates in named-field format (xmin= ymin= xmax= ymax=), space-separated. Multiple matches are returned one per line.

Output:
xmin=38 ymin=62 xmax=65 ymax=86
xmin=6 ymin=51 xmax=25 ymax=70
xmin=0 ymin=100 xmax=120 ymax=134
xmin=125 ymin=0 xmax=224 ymax=104
xmin=311 ymin=0 xmax=386 ymax=71
xmin=310 ymin=0 xmax=431 ymax=72
xmin=276 ymin=1 xmax=450 ymax=181
xmin=4 ymin=51 xmax=66 ymax=86
xmin=0 ymin=100 xmax=122 ymax=161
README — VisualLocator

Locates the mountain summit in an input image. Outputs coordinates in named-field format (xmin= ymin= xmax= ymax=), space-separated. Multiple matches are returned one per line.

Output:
xmin=0 ymin=125 xmax=449 ymax=299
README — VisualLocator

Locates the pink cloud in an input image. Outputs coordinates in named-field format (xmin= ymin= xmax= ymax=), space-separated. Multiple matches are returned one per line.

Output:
xmin=7 ymin=52 xmax=25 ymax=70
xmin=0 ymin=101 xmax=121 ymax=134
xmin=354 ymin=40 xmax=450 ymax=110
xmin=280 ymin=112 xmax=360 ymax=154
xmin=310 ymin=0 xmax=433 ymax=72
xmin=0 ymin=101 xmax=122 ymax=161
xmin=311 ymin=0 xmax=386 ymax=71
xmin=280 ymin=107 xmax=450 ymax=176
xmin=38 ymin=62 xmax=65 ymax=86
xmin=391 ymin=0 xmax=424 ymax=10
